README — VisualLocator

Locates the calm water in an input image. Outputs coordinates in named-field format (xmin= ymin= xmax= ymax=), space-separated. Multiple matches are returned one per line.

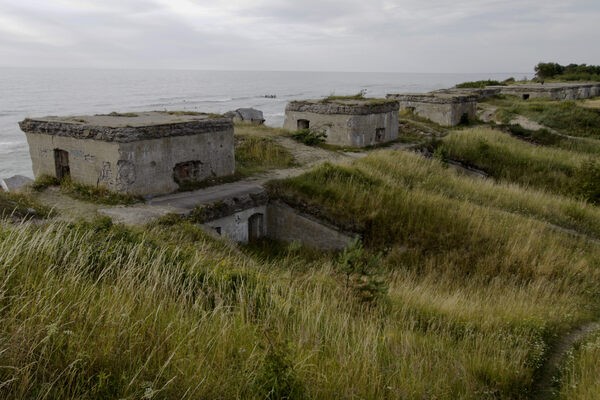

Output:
xmin=0 ymin=68 xmax=526 ymax=178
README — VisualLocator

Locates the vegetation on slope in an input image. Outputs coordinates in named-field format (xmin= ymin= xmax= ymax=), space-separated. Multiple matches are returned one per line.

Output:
xmin=557 ymin=330 xmax=600 ymax=399
xmin=485 ymin=96 xmax=600 ymax=139
xmin=235 ymin=135 xmax=296 ymax=175
xmin=498 ymin=124 xmax=600 ymax=156
xmin=0 ymin=190 xmax=52 ymax=218
xmin=432 ymin=128 xmax=600 ymax=202
xmin=32 ymin=175 xmax=142 ymax=205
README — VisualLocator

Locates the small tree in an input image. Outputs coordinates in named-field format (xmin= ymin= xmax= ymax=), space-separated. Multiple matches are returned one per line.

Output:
xmin=336 ymin=239 xmax=388 ymax=304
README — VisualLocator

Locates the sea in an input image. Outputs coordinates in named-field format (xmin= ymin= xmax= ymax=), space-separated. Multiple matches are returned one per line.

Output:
xmin=0 ymin=68 xmax=528 ymax=178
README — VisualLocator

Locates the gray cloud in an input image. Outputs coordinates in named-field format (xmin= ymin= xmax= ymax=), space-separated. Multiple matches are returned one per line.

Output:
xmin=0 ymin=0 xmax=598 ymax=72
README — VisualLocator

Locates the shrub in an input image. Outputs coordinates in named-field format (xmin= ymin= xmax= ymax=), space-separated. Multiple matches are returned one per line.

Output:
xmin=336 ymin=239 xmax=388 ymax=304
xmin=253 ymin=331 xmax=305 ymax=399
xmin=291 ymin=129 xmax=327 ymax=146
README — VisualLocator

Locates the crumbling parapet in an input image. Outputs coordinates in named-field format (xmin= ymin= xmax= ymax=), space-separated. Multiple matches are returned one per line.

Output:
xmin=283 ymin=99 xmax=399 ymax=147
xmin=387 ymin=93 xmax=477 ymax=127
xmin=19 ymin=111 xmax=235 ymax=197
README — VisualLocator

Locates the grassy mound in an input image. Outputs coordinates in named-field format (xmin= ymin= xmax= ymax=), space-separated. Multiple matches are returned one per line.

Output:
xmin=487 ymin=96 xmax=600 ymax=139
xmin=435 ymin=128 xmax=595 ymax=199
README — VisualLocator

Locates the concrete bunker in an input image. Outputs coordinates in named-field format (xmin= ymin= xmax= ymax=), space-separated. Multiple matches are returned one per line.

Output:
xmin=197 ymin=188 xmax=355 ymax=250
xmin=283 ymin=98 xmax=399 ymax=147
xmin=487 ymin=82 xmax=600 ymax=100
xmin=387 ymin=93 xmax=477 ymax=127
xmin=19 ymin=111 xmax=235 ymax=197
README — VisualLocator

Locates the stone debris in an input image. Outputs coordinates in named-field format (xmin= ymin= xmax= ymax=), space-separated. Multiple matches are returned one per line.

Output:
xmin=225 ymin=108 xmax=265 ymax=124
xmin=1 ymin=175 xmax=33 ymax=193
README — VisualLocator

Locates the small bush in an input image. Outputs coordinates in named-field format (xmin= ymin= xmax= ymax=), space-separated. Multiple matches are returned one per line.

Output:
xmin=253 ymin=331 xmax=305 ymax=399
xmin=291 ymin=129 xmax=327 ymax=146
xmin=336 ymin=239 xmax=388 ymax=304
xmin=60 ymin=178 xmax=142 ymax=205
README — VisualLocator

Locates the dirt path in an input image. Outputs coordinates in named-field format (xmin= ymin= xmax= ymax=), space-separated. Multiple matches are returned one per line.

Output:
xmin=532 ymin=321 xmax=600 ymax=400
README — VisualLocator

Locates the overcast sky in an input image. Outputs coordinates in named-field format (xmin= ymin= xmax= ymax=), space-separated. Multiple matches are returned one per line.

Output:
xmin=1 ymin=0 xmax=599 ymax=73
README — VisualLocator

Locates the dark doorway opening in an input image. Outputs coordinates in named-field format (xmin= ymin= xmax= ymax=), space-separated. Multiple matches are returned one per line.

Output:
xmin=375 ymin=128 xmax=385 ymax=142
xmin=248 ymin=213 xmax=265 ymax=242
xmin=54 ymin=149 xmax=70 ymax=180
xmin=522 ymin=94 xmax=530 ymax=100
xmin=297 ymin=119 xmax=310 ymax=130
xmin=173 ymin=160 xmax=204 ymax=184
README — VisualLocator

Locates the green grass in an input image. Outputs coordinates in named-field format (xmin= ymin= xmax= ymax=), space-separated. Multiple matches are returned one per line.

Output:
xmin=485 ymin=96 xmax=600 ymax=139
xmin=235 ymin=135 xmax=295 ymax=176
xmin=3 ymin=148 xmax=600 ymax=398
xmin=557 ymin=331 xmax=600 ymax=399
xmin=32 ymin=175 xmax=142 ymax=205
xmin=497 ymin=124 xmax=600 ymax=156
xmin=0 ymin=191 xmax=52 ymax=219
xmin=456 ymin=79 xmax=506 ymax=88
xmin=434 ymin=128 xmax=596 ymax=199
xmin=265 ymin=149 xmax=600 ymax=397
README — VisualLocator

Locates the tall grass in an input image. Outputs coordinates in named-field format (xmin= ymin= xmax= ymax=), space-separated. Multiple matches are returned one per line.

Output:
xmin=558 ymin=331 xmax=600 ymax=399
xmin=235 ymin=135 xmax=295 ymax=175
xmin=437 ymin=128 xmax=593 ymax=198
xmin=486 ymin=96 xmax=600 ymax=139
xmin=2 ymin=185 xmax=600 ymax=399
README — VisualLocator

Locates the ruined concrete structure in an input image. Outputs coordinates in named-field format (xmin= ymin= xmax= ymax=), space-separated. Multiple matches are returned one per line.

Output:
xmin=195 ymin=187 xmax=355 ymax=250
xmin=19 ymin=112 xmax=235 ymax=197
xmin=283 ymin=99 xmax=399 ymax=147
xmin=489 ymin=82 xmax=600 ymax=100
xmin=387 ymin=93 xmax=477 ymax=127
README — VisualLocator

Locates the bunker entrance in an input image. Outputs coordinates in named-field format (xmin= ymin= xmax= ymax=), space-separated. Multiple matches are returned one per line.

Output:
xmin=173 ymin=161 xmax=205 ymax=184
xmin=54 ymin=149 xmax=70 ymax=180
xmin=522 ymin=94 xmax=530 ymax=100
xmin=375 ymin=128 xmax=385 ymax=142
xmin=248 ymin=213 xmax=265 ymax=242
xmin=297 ymin=119 xmax=310 ymax=130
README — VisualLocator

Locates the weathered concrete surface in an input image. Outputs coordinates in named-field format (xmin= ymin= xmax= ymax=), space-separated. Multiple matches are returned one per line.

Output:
xmin=387 ymin=93 xmax=477 ymax=126
xmin=1 ymin=175 xmax=33 ymax=193
xmin=204 ymin=206 xmax=267 ymax=244
xmin=434 ymin=87 xmax=502 ymax=100
xmin=266 ymin=202 xmax=356 ymax=250
xmin=489 ymin=82 xmax=600 ymax=100
xmin=225 ymin=108 xmax=265 ymax=124
xmin=20 ymin=111 xmax=235 ymax=197
xmin=283 ymin=99 xmax=399 ymax=147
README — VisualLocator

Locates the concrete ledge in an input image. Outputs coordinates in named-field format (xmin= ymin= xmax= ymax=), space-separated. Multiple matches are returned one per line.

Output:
xmin=286 ymin=99 xmax=399 ymax=115
xmin=19 ymin=111 xmax=233 ymax=143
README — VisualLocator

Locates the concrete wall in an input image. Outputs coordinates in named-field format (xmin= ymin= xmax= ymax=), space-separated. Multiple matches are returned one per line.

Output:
xmin=495 ymin=83 xmax=600 ymax=100
xmin=201 ymin=202 xmax=355 ymax=250
xmin=266 ymin=203 xmax=355 ymax=250
xmin=24 ymin=133 xmax=122 ymax=187
xmin=118 ymin=129 xmax=235 ymax=195
xmin=283 ymin=111 xmax=398 ymax=147
xmin=203 ymin=206 xmax=267 ymax=244
xmin=397 ymin=100 xmax=476 ymax=126
xmin=24 ymin=128 xmax=235 ymax=196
